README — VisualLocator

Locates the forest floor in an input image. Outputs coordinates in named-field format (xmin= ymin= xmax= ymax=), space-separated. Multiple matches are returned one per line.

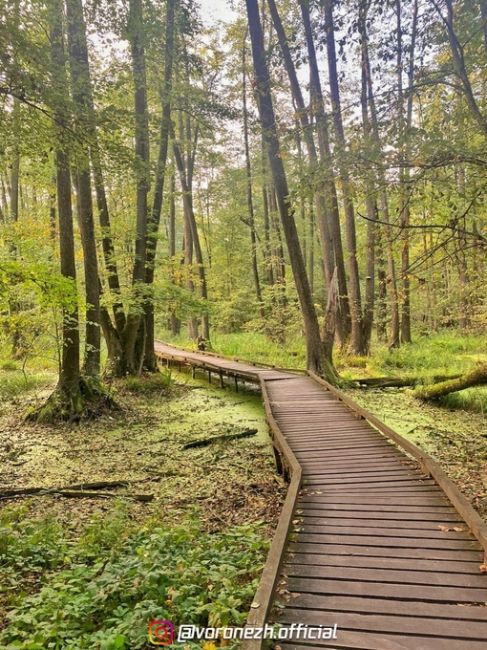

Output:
xmin=0 ymin=364 xmax=283 ymax=649
xmin=1 ymin=329 xmax=486 ymax=648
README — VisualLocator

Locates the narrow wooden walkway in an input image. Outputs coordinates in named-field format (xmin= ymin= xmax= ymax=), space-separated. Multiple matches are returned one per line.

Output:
xmin=154 ymin=342 xmax=487 ymax=649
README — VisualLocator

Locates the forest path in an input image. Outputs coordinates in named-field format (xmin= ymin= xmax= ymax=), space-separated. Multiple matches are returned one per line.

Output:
xmin=154 ymin=341 xmax=487 ymax=649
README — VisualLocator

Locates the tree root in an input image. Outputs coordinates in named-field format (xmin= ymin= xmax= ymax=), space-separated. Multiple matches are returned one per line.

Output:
xmin=26 ymin=376 xmax=117 ymax=423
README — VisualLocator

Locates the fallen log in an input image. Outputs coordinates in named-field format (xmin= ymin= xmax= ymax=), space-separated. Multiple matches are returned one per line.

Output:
xmin=0 ymin=489 xmax=153 ymax=502
xmin=183 ymin=428 xmax=258 ymax=449
xmin=50 ymin=491 xmax=154 ymax=502
xmin=414 ymin=363 xmax=487 ymax=400
xmin=0 ymin=480 xmax=130 ymax=499
xmin=351 ymin=373 xmax=462 ymax=389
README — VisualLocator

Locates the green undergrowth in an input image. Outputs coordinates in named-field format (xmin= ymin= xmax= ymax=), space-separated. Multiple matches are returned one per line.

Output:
xmin=162 ymin=329 xmax=487 ymax=383
xmin=369 ymin=331 xmax=487 ymax=377
xmin=123 ymin=369 xmax=173 ymax=394
xmin=0 ymin=504 xmax=268 ymax=650
xmin=438 ymin=386 xmax=487 ymax=414
xmin=0 ymin=368 xmax=280 ymax=649
xmin=161 ymin=330 xmax=306 ymax=369
xmin=0 ymin=372 xmax=52 ymax=403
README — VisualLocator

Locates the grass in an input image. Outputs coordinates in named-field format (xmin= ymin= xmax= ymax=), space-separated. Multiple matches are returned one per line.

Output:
xmin=369 ymin=331 xmax=487 ymax=377
xmin=162 ymin=328 xmax=487 ymax=376
xmin=160 ymin=330 xmax=307 ymax=369
xmin=123 ymin=370 xmax=173 ymax=394
xmin=439 ymin=387 xmax=487 ymax=414
xmin=0 ymin=371 xmax=53 ymax=403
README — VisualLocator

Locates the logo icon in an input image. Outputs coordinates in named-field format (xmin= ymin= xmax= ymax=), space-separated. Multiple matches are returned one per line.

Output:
xmin=148 ymin=619 xmax=175 ymax=646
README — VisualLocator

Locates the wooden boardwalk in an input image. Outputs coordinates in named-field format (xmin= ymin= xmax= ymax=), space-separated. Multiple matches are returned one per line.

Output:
xmin=154 ymin=342 xmax=487 ymax=649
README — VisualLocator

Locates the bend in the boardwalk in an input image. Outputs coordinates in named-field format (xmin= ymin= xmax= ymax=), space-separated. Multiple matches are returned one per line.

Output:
xmin=154 ymin=342 xmax=487 ymax=649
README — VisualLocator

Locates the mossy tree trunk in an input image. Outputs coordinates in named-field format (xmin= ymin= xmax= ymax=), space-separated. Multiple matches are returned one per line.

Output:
xmin=414 ymin=364 xmax=487 ymax=400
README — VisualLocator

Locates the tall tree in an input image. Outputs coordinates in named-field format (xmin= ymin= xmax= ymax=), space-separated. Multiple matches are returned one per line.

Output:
xmin=42 ymin=0 xmax=81 ymax=416
xmin=242 ymin=37 xmax=263 ymax=312
xmin=357 ymin=0 xmax=400 ymax=348
xmin=323 ymin=0 xmax=365 ymax=354
xmin=299 ymin=0 xmax=351 ymax=345
xmin=397 ymin=0 xmax=418 ymax=343
xmin=66 ymin=0 xmax=101 ymax=379
xmin=143 ymin=0 xmax=177 ymax=371
xmin=358 ymin=0 xmax=377 ymax=351
xmin=245 ymin=0 xmax=336 ymax=380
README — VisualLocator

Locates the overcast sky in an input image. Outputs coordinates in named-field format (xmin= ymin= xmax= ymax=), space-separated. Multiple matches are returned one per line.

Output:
xmin=199 ymin=0 xmax=238 ymax=26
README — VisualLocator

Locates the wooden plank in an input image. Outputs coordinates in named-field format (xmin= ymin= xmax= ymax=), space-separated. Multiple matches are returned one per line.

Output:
xmin=285 ymin=552 xmax=484 ymax=575
xmin=287 ymin=542 xmax=483 ymax=562
xmin=298 ymin=515 xmax=463 ymax=528
xmin=279 ymin=608 xmax=487 ymax=641
xmin=299 ymin=476 xmax=427 ymax=487
xmin=280 ymin=632 xmax=487 ymax=650
xmin=304 ymin=481 xmax=438 ymax=490
xmin=295 ymin=532 xmax=480 ymax=550
xmin=295 ymin=524 xmax=473 ymax=540
xmin=298 ymin=459 xmax=416 ymax=469
xmin=298 ymin=494 xmax=451 ymax=505
xmin=288 ymin=576 xmax=487 ymax=603
xmin=284 ymin=562 xmax=487 ymax=588
xmin=282 ymin=593 xmax=487 ymax=622
xmin=297 ymin=499 xmax=456 ymax=511
xmin=297 ymin=511 xmax=462 ymax=522
xmin=309 ymin=370 xmax=487 ymax=557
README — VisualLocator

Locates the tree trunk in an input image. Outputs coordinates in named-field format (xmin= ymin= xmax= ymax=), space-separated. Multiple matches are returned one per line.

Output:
xmin=143 ymin=0 xmax=176 ymax=371
xmin=267 ymin=0 xmax=334 ymax=288
xmin=376 ymin=227 xmax=388 ymax=343
xmin=46 ymin=0 xmax=82 ymax=411
xmin=242 ymin=38 xmax=263 ymax=312
xmin=358 ymin=0 xmax=377 ymax=352
xmin=168 ymin=172 xmax=180 ymax=335
xmin=323 ymin=0 xmax=365 ymax=355
xmin=116 ymin=0 xmax=151 ymax=376
xmin=300 ymin=0 xmax=350 ymax=345
xmin=66 ymin=0 xmax=101 ymax=379
xmin=439 ymin=0 xmax=487 ymax=138
xmin=415 ymin=364 xmax=487 ymax=400
xmin=261 ymin=158 xmax=275 ymax=287
xmin=397 ymin=0 xmax=418 ymax=344
xmin=173 ymin=136 xmax=210 ymax=340
xmin=245 ymin=0 xmax=336 ymax=382
xmin=360 ymin=5 xmax=400 ymax=349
